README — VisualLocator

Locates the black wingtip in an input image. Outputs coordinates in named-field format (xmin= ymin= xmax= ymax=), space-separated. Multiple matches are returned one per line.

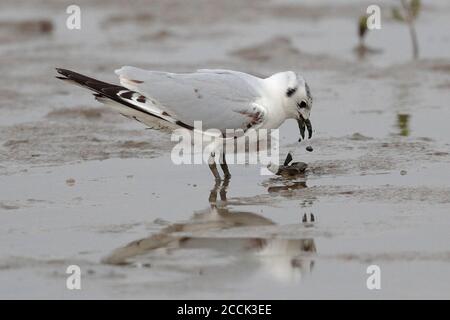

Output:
xmin=55 ymin=68 xmax=71 ymax=76
xmin=55 ymin=67 xmax=71 ymax=80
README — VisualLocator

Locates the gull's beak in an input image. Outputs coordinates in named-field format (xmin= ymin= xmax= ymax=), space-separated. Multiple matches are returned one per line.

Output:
xmin=297 ymin=117 xmax=305 ymax=141
xmin=297 ymin=115 xmax=312 ymax=142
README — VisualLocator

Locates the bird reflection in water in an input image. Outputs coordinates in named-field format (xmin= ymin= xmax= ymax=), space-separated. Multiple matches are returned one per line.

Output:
xmin=104 ymin=177 xmax=316 ymax=283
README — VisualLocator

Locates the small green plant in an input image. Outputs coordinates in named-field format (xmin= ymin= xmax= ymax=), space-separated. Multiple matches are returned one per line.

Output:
xmin=397 ymin=114 xmax=410 ymax=136
xmin=392 ymin=0 xmax=421 ymax=59
xmin=358 ymin=15 xmax=369 ymax=47
xmin=355 ymin=14 xmax=381 ymax=59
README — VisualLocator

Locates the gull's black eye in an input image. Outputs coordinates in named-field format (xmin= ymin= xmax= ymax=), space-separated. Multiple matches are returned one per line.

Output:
xmin=297 ymin=101 xmax=307 ymax=109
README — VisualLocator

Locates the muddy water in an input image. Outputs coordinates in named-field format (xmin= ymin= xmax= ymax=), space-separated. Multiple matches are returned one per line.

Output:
xmin=1 ymin=0 xmax=450 ymax=299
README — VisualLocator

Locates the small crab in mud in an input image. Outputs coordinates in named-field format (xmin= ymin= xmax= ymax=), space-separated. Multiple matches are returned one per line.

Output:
xmin=267 ymin=151 xmax=308 ymax=177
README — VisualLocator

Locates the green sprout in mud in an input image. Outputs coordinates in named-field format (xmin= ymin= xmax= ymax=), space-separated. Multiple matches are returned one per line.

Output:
xmin=392 ymin=0 xmax=421 ymax=59
xmin=355 ymin=14 xmax=381 ymax=59
xmin=358 ymin=15 xmax=369 ymax=47
xmin=397 ymin=113 xmax=410 ymax=137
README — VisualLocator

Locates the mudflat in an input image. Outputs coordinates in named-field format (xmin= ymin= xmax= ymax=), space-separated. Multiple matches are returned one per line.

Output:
xmin=0 ymin=0 xmax=449 ymax=299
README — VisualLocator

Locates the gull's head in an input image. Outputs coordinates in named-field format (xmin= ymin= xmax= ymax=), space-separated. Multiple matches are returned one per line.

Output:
xmin=282 ymin=71 xmax=313 ymax=140
xmin=283 ymin=72 xmax=313 ymax=119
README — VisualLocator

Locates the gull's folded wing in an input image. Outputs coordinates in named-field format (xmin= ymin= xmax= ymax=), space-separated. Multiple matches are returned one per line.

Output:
xmin=55 ymin=68 xmax=182 ymax=131
xmin=115 ymin=67 xmax=267 ymax=133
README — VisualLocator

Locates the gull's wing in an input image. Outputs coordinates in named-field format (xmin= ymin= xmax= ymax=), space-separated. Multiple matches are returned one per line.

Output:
xmin=55 ymin=68 xmax=183 ymax=132
xmin=115 ymin=67 xmax=266 ymax=133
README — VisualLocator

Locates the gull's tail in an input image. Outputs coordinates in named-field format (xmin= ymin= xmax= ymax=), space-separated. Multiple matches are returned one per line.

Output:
xmin=55 ymin=68 xmax=183 ymax=131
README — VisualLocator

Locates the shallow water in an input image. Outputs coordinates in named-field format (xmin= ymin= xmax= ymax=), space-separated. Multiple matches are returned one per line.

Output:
xmin=1 ymin=0 xmax=450 ymax=299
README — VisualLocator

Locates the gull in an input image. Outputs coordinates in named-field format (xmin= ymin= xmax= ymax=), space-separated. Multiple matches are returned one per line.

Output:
xmin=55 ymin=67 xmax=313 ymax=180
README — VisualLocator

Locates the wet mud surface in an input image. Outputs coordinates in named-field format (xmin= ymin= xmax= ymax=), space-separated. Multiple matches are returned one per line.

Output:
xmin=1 ymin=0 xmax=450 ymax=298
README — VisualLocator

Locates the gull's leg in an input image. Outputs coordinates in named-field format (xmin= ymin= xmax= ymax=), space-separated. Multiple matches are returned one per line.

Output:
xmin=219 ymin=175 xmax=230 ymax=201
xmin=220 ymin=152 xmax=231 ymax=179
xmin=208 ymin=152 xmax=221 ymax=181
xmin=208 ymin=179 xmax=221 ymax=205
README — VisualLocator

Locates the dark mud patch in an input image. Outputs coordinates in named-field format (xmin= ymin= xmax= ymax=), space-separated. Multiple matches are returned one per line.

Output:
xmin=0 ymin=202 xmax=20 ymax=211
xmin=139 ymin=30 xmax=174 ymax=42
xmin=0 ymin=89 xmax=22 ymax=108
xmin=230 ymin=36 xmax=300 ymax=62
xmin=0 ymin=19 xmax=53 ymax=42
xmin=118 ymin=141 xmax=152 ymax=149
xmin=348 ymin=133 xmax=373 ymax=141
xmin=428 ymin=63 xmax=450 ymax=74
xmin=356 ymin=186 xmax=450 ymax=203
xmin=0 ymin=198 xmax=54 ymax=211
xmin=353 ymin=44 xmax=383 ymax=60
xmin=0 ymin=256 xmax=93 ymax=271
xmin=283 ymin=136 xmax=444 ymax=180
xmin=263 ymin=3 xmax=365 ymax=21
xmin=0 ymin=121 xmax=169 ymax=172
xmin=328 ymin=251 xmax=450 ymax=263
xmin=428 ymin=151 xmax=449 ymax=157
xmin=46 ymin=107 xmax=104 ymax=120
xmin=243 ymin=184 xmax=450 ymax=205
xmin=231 ymin=42 xmax=354 ymax=74
xmin=3 ymin=140 xmax=29 ymax=148
xmin=65 ymin=178 xmax=76 ymax=186
xmin=101 ymin=13 xmax=154 ymax=29
xmin=435 ymin=82 xmax=450 ymax=90
xmin=90 ymin=223 xmax=142 ymax=234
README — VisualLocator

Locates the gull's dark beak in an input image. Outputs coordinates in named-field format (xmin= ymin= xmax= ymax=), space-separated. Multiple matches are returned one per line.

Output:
xmin=297 ymin=116 xmax=312 ymax=142
xmin=305 ymin=118 xmax=312 ymax=139
xmin=297 ymin=118 xmax=305 ymax=141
